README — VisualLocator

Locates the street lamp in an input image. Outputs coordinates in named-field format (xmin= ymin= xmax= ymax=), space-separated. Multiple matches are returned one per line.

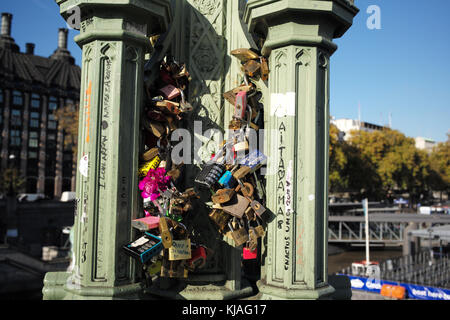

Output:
xmin=7 ymin=154 xmax=16 ymax=196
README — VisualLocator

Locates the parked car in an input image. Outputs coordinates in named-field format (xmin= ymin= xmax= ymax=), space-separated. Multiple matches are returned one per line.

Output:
xmin=60 ymin=191 xmax=76 ymax=202
xmin=16 ymin=193 xmax=45 ymax=202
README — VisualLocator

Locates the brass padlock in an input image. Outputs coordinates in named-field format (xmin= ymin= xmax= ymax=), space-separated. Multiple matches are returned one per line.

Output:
xmin=233 ymin=166 xmax=251 ymax=180
xmin=228 ymin=218 xmax=249 ymax=247
xmin=260 ymin=56 xmax=269 ymax=81
xmin=160 ymin=250 xmax=188 ymax=278
xmin=142 ymin=147 xmax=159 ymax=162
xmin=155 ymin=100 xmax=181 ymax=115
xmin=158 ymin=216 xmax=173 ymax=249
xmin=252 ymin=217 xmax=265 ymax=238
xmin=247 ymin=228 xmax=258 ymax=252
xmin=208 ymin=209 xmax=232 ymax=232
xmin=148 ymin=120 xmax=166 ymax=138
xmin=230 ymin=48 xmax=260 ymax=63
xmin=212 ymin=188 xmax=235 ymax=204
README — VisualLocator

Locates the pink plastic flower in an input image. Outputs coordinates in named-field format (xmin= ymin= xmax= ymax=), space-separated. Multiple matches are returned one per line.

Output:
xmin=139 ymin=168 xmax=171 ymax=201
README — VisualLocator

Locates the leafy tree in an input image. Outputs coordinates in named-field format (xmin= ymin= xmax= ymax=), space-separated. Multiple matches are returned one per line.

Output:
xmin=329 ymin=124 xmax=348 ymax=192
xmin=345 ymin=128 xmax=433 ymax=204
xmin=54 ymin=103 xmax=79 ymax=173
xmin=0 ymin=167 xmax=25 ymax=195
xmin=429 ymin=133 xmax=450 ymax=198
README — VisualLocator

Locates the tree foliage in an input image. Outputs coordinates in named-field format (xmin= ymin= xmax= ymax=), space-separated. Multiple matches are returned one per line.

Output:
xmin=54 ymin=103 xmax=79 ymax=159
xmin=328 ymin=127 xmax=449 ymax=203
xmin=0 ymin=167 xmax=25 ymax=195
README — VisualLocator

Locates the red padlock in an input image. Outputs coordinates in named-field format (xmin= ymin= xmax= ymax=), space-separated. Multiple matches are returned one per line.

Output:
xmin=243 ymin=247 xmax=257 ymax=260
xmin=187 ymin=246 xmax=207 ymax=270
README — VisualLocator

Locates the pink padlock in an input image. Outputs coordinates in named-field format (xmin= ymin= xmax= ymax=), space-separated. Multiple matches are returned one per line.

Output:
xmin=159 ymin=84 xmax=181 ymax=100
xmin=243 ymin=247 xmax=257 ymax=260
xmin=234 ymin=91 xmax=247 ymax=119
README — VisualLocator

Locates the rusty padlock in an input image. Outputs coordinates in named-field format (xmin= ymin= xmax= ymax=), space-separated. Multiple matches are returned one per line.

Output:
xmin=242 ymin=59 xmax=261 ymax=78
xmin=260 ymin=56 xmax=269 ymax=81
xmin=212 ymin=188 xmax=236 ymax=204
xmin=235 ymin=181 xmax=254 ymax=198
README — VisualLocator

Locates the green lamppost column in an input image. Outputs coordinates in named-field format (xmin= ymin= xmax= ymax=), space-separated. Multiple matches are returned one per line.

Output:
xmin=43 ymin=0 xmax=171 ymax=300
xmin=244 ymin=0 xmax=358 ymax=299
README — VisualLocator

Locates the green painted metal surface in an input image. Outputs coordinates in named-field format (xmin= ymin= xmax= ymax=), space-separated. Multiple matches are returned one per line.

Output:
xmin=43 ymin=0 xmax=172 ymax=300
xmin=244 ymin=0 xmax=358 ymax=300
xmin=44 ymin=0 xmax=358 ymax=300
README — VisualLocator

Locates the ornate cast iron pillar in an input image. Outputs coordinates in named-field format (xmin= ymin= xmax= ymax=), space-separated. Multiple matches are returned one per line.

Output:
xmin=244 ymin=0 xmax=358 ymax=299
xmin=43 ymin=0 xmax=171 ymax=300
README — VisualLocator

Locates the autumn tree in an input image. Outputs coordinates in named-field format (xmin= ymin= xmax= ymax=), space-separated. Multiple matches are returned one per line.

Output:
xmin=54 ymin=103 xmax=79 ymax=184
xmin=429 ymin=133 xmax=450 ymax=199
xmin=0 ymin=167 xmax=25 ymax=195
xmin=345 ymin=128 xmax=433 ymax=203
xmin=329 ymin=124 xmax=348 ymax=192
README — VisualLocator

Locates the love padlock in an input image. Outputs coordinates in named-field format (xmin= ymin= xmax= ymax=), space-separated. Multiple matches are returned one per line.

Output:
xmin=228 ymin=218 xmax=249 ymax=247
xmin=221 ymin=194 xmax=250 ymax=219
xmin=212 ymin=188 xmax=235 ymax=204
xmin=158 ymin=216 xmax=173 ymax=249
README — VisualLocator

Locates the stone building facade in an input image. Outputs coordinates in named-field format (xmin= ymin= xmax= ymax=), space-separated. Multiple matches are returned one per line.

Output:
xmin=0 ymin=13 xmax=80 ymax=198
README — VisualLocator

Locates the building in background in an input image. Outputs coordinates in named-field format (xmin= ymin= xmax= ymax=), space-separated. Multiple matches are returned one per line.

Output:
xmin=0 ymin=13 xmax=80 ymax=199
xmin=414 ymin=137 xmax=436 ymax=153
xmin=330 ymin=118 xmax=385 ymax=141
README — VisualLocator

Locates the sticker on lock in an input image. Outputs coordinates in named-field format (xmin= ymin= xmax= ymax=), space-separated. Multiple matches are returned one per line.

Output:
xmin=239 ymin=150 xmax=267 ymax=171
xmin=138 ymin=155 xmax=161 ymax=178
xmin=168 ymin=238 xmax=191 ymax=261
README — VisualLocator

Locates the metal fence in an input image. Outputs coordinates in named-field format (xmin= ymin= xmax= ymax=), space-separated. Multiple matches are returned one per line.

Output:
xmin=339 ymin=250 xmax=450 ymax=289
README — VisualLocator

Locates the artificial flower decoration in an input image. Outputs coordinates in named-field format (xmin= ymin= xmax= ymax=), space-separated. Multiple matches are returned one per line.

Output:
xmin=139 ymin=167 xmax=171 ymax=201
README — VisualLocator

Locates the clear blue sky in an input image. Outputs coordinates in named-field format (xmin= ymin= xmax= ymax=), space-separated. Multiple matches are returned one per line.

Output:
xmin=1 ymin=0 xmax=449 ymax=142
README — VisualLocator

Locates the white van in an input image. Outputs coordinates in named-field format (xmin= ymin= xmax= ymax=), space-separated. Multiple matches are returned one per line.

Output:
xmin=60 ymin=191 xmax=76 ymax=202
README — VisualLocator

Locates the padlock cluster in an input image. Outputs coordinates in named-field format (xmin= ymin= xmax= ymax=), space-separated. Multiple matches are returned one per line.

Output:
xmin=122 ymin=48 xmax=270 ymax=284
xmin=123 ymin=55 xmax=210 ymax=281
xmin=195 ymin=48 xmax=270 ymax=261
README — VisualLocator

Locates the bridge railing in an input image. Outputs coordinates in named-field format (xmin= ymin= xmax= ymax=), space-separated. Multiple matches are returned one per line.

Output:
xmin=338 ymin=250 xmax=450 ymax=289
